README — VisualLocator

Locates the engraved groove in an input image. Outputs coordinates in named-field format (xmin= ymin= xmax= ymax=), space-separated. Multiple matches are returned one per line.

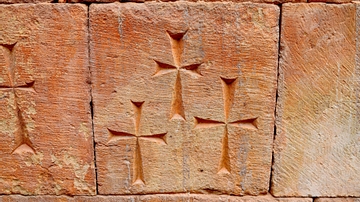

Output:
xmin=12 ymin=98 xmax=35 ymax=154
xmin=131 ymin=100 xmax=144 ymax=135
xmin=140 ymin=133 xmax=167 ymax=145
xmin=2 ymin=43 xmax=16 ymax=86
xmin=15 ymin=81 xmax=36 ymax=92
xmin=170 ymin=71 xmax=185 ymax=121
xmin=107 ymin=128 xmax=135 ymax=144
xmin=133 ymin=139 xmax=145 ymax=185
xmin=229 ymin=118 xmax=258 ymax=130
xmin=166 ymin=30 xmax=187 ymax=67
xmin=1 ymin=43 xmax=16 ymax=52
xmin=181 ymin=63 xmax=203 ymax=76
xmin=221 ymin=77 xmax=238 ymax=122
xmin=194 ymin=117 xmax=224 ymax=129
xmin=166 ymin=30 xmax=187 ymax=41
xmin=152 ymin=60 xmax=177 ymax=77
xmin=218 ymin=125 xmax=230 ymax=174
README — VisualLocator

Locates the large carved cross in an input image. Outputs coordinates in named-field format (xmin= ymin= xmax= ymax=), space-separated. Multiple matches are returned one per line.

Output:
xmin=107 ymin=101 xmax=167 ymax=185
xmin=194 ymin=77 xmax=258 ymax=174
xmin=152 ymin=30 xmax=203 ymax=121
xmin=0 ymin=43 xmax=36 ymax=155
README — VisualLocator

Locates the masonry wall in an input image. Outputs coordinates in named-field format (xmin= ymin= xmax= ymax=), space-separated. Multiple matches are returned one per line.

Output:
xmin=0 ymin=0 xmax=359 ymax=201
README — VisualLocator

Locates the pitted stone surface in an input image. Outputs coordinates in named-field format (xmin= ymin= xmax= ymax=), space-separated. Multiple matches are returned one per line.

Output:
xmin=272 ymin=3 xmax=360 ymax=197
xmin=0 ymin=0 xmax=51 ymax=3
xmin=315 ymin=199 xmax=360 ymax=202
xmin=0 ymin=194 xmax=313 ymax=202
xmin=0 ymin=4 xmax=95 ymax=195
xmin=309 ymin=0 xmax=351 ymax=3
xmin=90 ymin=2 xmax=279 ymax=195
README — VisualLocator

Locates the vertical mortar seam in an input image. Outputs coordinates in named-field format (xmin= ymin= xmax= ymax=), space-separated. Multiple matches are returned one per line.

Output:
xmin=87 ymin=3 xmax=99 ymax=194
xmin=268 ymin=3 xmax=282 ymax=197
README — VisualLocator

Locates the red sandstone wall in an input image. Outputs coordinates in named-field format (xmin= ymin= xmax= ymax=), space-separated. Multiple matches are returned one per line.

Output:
xmin=0 ymin=0 xmax=359 ymax=201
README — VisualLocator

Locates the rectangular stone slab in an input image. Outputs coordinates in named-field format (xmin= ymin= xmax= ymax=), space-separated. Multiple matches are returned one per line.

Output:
xmin=0 ymin=4 xmax=95 ymax=195
xmin=272 ymin=3 xmax=360 ymax=197
xmin=90 ymin=2 xmax=279 ymax=195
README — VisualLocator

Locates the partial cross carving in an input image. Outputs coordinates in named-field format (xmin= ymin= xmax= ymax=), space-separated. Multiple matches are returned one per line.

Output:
xmin=0 ymin=43 xmax=36 ymax=155
xmin=153 ymin=30 xmax=203 ymax=121
xmin=194 ymin=77 xmax=258 ymax=174
xmin=107 ymin=101 xmax=167 ymax=185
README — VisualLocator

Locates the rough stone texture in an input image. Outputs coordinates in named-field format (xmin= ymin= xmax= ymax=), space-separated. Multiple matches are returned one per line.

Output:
xmin=0 ymin=4 xmax=95 ymax=195
xmin=309 ymin=0 xmax=352 ymax=3
xmin=0 ymin=0 xmax=51 ymax=3
xmin=0 ymin=0 xmax=305 ymax=4
xmin=139 ymin=194 xmax=312 ymax=201
xmin=315 ymin=199 xmax=360 ymax=202
xmin=68 ymin=0 xmax=305 ymax=4
xmin=272 ymin=3 xmax=360 ymax=197
xmin=91 ymin=2 xmax=278 ymax=195
xmin=0 ymin=194 xmax=312 ymax=202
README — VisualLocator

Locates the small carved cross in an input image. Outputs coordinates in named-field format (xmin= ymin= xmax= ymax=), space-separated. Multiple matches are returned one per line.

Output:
xmin=194 ymin=77 xmax=258 ymax=174
xmin=0 ymin=43 xmax=36 ymax=155
xmin=152 ymin=30 xmax=203 ymax=121
xmin=107 ymin=101 xmax=167 ymax=185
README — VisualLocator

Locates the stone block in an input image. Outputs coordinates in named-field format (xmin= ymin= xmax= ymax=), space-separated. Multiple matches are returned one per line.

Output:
xmin=90 ymin=2 xmax=279 ymax=195
xmin=272 ymin=3 xmax=360 ymax=197
xmin=0 ymin=4 xmax=95 ymax=195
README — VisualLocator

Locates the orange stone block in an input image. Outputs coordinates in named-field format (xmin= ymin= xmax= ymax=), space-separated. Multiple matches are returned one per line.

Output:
xmin=90 ymin=2 xmax=279 ymax=195
xmin=0 ymin=4 xmax=95 ymax=195
xmin=272 ymin=3 xmax=360 ymax=197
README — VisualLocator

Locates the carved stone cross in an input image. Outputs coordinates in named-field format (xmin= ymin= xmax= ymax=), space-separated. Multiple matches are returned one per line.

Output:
xmin=107 ymin=101 xmax=167 ymax=185
xmin=194 ymin=77 xmax=258 ymax=174
xmin=0 ymin=43 xmax=36 ymax=155
xmin=153 ymin=30 xmax=203 ymax=121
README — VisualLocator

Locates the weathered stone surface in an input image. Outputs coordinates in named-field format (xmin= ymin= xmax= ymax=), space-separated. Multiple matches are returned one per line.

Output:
xmin=309 ymin=0 xmax=351 ymax=3
xmin=272 ymin=3 xmax=360 ymax=197
xmin=0 ymin=194 xmax=312 ymax=202
xmin=315 ymin=199 xmax=360 ymax=202
xmin=139 ymin=194 xmax=312 ymax=202
xmin=0 ymin=0 xmax=305 ymax=4
xmin=0 ymin=4 xmax=95 ymax=195
xmin=69 ymin=0 xmax=304 ymax=4
xmin=0 ymin=0 xmax=51 ymax=3
xmin=91 ymin=2 xmax=279 ymax=195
